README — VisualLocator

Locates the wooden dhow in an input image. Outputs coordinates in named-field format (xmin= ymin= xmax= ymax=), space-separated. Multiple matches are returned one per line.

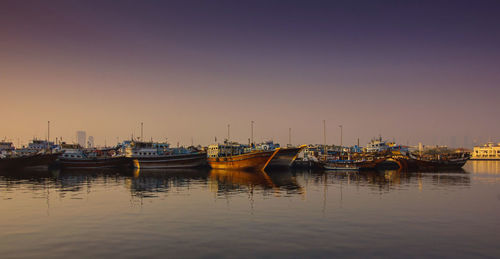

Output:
xmin=207 ymin=149 xmax=279 ymax=171
xmin=0 ymin=152 xmax=61 ymax=171
xmin=58 ymin=144 xmax=131 ymax=169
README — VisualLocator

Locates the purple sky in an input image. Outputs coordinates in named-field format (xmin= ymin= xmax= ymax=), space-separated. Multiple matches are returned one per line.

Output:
xmin=0 ymin=0 xmax=499 ymax=147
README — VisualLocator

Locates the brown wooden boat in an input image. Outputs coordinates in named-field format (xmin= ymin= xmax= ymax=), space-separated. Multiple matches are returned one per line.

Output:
xmin=207 ymin=149 xmax=279 ymax=171
xmin=132 ymin=153 xmax=208 ymax=169
xmin=408 ymin=154 xmax=469 ymax=171
xmin=59 ymin=156 xmax=132 ymax=169
xmin=0 ymin=152 xmax=61 ymax=171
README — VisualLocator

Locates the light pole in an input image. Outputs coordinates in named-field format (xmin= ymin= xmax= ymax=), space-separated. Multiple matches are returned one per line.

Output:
xmin=288 ymin=127 xmax=292 ymax=147
xmin=323 ymin=120 xmax=326 ymax=157
xmin=251 ymin=121 xmax=254 ymax=146
xmin=339 ymin=125 xmax=343 ymax=148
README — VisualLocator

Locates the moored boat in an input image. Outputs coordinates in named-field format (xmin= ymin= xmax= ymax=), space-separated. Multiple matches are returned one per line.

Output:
xmin=207 ymin=141 xmax=279 ymax=171
xmin=265 ymin=145 xmax=307 ymax=169
xmin=408 ymin=153 xmax=470 ymax=171
xmin=324 ymin=161 xmax=360 ymax=171
xmin=58 ymin=143 xmax=132 ymax=169
xmin=124 ymin=141 xmax=207 ymax=169
xmin=0 ymin=152 xmax=61 ymax=171
xmin=207 ymin=150 xmax=278 ymax=171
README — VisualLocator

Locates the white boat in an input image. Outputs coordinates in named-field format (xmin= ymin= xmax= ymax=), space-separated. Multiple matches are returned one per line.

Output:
xmin=323 ymin=162 xmax=360 ymax=171
xmin=123 ymin=141 xmax=207 ymax=169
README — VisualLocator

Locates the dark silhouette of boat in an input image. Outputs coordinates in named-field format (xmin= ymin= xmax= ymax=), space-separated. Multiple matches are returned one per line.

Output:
xmin=407 ymin=153 xmax=470 ymax=171
xmin=59 ymin=156 xmax=132 ymax=169
xmin=0 ymin=152 xmax=61 ymax=171
xmin=58 ymin=144 xmax=132 ymax=169
xmin=266 ymin=145 xmax=306 ymax=169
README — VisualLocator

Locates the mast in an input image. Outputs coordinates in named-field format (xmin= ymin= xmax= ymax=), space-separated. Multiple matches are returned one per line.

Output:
xmin=339 ymin=125 xmax=343 ymax=148
xmin=289 ymin=127 xmax=292 ymax=147
xmin=47 ymin=121 xmax=50 ymax=143
xmin=140 ymin=122 xmax=143 ymax=141
xmin=323 ymin=120 xmax=326 ymax=157
xmin=251 ymin=121 xmax=254 ymax=146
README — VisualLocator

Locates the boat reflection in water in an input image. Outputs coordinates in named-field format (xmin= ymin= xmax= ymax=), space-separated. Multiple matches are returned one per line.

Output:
xmin=127 ymin=167 xmax=210 ymax=198
xmin=0 ymin=166 xmax=474 ymax=198
xmin=315 ymin=168 xmax=471 ymax=193
xmin=208 ymin=169 xmax=304 ymax=196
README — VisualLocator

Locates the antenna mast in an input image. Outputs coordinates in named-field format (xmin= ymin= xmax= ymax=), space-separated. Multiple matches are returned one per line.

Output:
xmin=289 ymin=127 xmax=292 ymax=147
xmin=251 ymin=121 xmax=254 ymax=146
xmin=140 ymin=122 xmax=143 ymax=141
xmin=323 ymin=120 xmax=326 ymax=157
xmin=339 ymin=125 xmax=343 ymax=147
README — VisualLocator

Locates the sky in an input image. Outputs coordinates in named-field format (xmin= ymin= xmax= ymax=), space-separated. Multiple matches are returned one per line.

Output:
xmin=0 ymin=0 xmax=499 ymax=147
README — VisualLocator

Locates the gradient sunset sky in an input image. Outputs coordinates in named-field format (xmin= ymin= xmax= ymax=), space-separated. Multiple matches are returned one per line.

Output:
xmin=1 ymin=0 xmax=499 ymax=147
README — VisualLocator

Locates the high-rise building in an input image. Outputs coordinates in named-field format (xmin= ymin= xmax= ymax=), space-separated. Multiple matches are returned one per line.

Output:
xmin=88 ymin=136 xmax=94 ymax=148
xmin=77 ymin=131 xmax=86 ymax=147
xmin=450 ymin=136 xmax=457 ymax=148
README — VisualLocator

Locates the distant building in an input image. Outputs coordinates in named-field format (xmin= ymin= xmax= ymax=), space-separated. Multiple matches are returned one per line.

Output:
xmin=463 ymin=136 xmax=470 ymax=149
xmin=472 ymin=142 xmax=500 ymax=160
xmin=88 ymin=136 xmax=94 ymax=148
xmin=450 ymin=136 xmax=457 ymax=148
xmin=76 ymin=131 xmax=86 ymax=148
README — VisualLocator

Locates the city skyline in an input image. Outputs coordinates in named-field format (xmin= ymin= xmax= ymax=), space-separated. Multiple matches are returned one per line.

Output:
xmin=1 ymin=0 xmax=499 ymax=147
xmin=1 ymin=121 xmax=494 ymax=149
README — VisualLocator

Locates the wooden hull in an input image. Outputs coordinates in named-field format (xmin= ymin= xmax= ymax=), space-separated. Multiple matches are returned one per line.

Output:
xmin=132 ymin=153 xmax=207 ymax=169
xmin=356 ymin=158 xmax=386 ymax=170
xmin=292 ymin=159 xmax=323 ymax=169
xmin=322 ymin=158 xmax=386 ymax=171
xmin=208 ymin=150 xmax=278 ymax=171
xmin=0 ymin=153 xmax=60 ymax=171
xmin=410 ymin=157 xmax=469 ymax=171
xmin=266 ymin=146 xmax=305 ymax=169
xmin=59 ymin=156 xmax=132 ymax=169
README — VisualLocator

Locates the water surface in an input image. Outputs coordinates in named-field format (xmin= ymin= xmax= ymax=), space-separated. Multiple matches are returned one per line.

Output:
xmin=1 ymin=161 xmax=499 ymax=258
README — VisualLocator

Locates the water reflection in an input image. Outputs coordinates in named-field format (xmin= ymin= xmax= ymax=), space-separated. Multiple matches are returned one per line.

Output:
xmin=469 ymin=160 xmax=500 ymax=174
xmin=209 ymin=169 xmax=304 ymax=196
xmin=128 ymin=168 xmax=210 ymax=198
xmin=468 ymin=160 xmax=500 ymax=184
xmin=0 ymin=167 xmax=478 ymax=199
xmin=1 ymin=162 xmax=499 ymax=258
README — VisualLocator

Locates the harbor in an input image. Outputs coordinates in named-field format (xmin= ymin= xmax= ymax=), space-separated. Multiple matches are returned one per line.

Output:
xmin=2 ymin=0 xmax=500 ymax=258
xmin=0 ymin=132 xmax=476 ymax=173
xmin=0 ymin=120 xmax=482 ymax=173
xmin=1 ymin=161 xmax=499 ymax=258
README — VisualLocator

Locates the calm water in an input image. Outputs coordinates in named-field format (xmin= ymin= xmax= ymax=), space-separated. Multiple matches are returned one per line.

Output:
xmin=1 ymin=161 xmax=500 ymax=258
